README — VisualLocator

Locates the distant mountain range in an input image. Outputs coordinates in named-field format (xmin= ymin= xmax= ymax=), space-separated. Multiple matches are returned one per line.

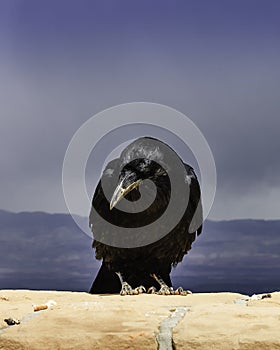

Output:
xmin=1 ymin=209 xmax=279 ymax=295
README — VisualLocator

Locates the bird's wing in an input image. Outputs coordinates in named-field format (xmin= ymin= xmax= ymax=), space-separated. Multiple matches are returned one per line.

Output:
xmin=184 ymin=163 xmax=203 ymax=235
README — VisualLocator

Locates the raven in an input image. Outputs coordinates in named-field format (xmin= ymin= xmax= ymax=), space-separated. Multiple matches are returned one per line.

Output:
xmin=89 ymin=137 xmax=202 ymax=295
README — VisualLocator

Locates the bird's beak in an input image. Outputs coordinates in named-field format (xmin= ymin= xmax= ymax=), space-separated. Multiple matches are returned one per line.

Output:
xmin=110 ymin=177 xmax=142 ymax=210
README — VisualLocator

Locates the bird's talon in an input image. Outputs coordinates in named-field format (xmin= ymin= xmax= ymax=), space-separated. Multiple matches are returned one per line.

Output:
xmin=135 ymin=286 xmax=146 ymax=294
xmin=174 ymin=287 xmax=192 ymax=296
xmin=174 ymin=287 xmax=184 ymax=295
xmin=148 ymin=286 xmax=157 ymax=294
xmin=120 ymin=282 xmax=134 ymax=296
xmin=158 ymin=285 xmax=171 ymax=295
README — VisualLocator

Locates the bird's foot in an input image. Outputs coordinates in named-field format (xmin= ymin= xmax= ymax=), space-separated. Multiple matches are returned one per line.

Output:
xmin=120 ymin=282 xmax=146 ymax=295
xmin=120 ymin=282 xmax=134 ymax=295
xmin=173 ymin=287 xmax=192 ymax=296
xmin=157 ymin=285 xmax=174 ymax=295
xmin=147 ymin=286 xmax=157 ymax=294
xmin=134 ymin=285 xmax=146 ymax=294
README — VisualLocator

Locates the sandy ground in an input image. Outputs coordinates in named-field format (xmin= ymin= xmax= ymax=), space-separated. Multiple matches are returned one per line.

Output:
xmin=0 ymin=290 xmax=280 ymax=350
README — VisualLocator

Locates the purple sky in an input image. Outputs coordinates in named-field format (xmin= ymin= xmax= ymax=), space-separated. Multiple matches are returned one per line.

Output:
xmin=0 ymin=0 xmax=280 ymax=219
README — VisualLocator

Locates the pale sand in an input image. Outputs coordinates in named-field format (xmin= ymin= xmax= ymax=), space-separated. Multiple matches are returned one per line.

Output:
xmin=0 ymin=290 xmax=280 ymax=349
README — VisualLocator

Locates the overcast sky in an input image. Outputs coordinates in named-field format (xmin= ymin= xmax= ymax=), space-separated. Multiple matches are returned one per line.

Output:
xmin=0 ymin=0 xmax=279 ymax=220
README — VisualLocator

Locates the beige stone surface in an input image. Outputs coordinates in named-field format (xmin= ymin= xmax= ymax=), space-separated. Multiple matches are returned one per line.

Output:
xmin=0 ymin=290 xmax=279 ymax=349
xmin=173 ymin=292 xmax=280 ymax=350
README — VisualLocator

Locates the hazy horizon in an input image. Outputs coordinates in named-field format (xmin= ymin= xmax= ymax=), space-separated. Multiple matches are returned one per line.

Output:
xmin=1 ymin=210 xmax=279 ymax=294
xmin=1 ymin=208 xmax=279 ymax=222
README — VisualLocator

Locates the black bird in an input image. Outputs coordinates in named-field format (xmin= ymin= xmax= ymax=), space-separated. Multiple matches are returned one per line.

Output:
xmin=89 ymin=137 xmax=203 ymax=295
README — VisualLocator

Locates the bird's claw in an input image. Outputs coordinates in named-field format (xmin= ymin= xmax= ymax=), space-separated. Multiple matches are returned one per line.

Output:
xmin=174 ymin=287 xmax=192 ymax=296
xmin=120 ymin=282 xmax=134 ymax=295
xmin=120 ymin=283 xmax=146 ymax=295
xmin=147 ymin=286 xmax=157 ymax=294
xmin=134 ymin=285 xmax=146 ymax=294
xmin=157 ymin=285 xmax=173 ymax=295
xmin=154 ymin=285 xmax=192 ymax=296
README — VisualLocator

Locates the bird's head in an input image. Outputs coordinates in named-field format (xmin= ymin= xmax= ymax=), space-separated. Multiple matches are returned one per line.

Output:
xmin=109 ymin=158 xmax=167 ymax=210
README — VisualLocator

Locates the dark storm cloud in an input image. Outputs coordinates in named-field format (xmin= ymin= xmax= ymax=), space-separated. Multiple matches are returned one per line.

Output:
xmin=0 ymin=0 xmax=280 ymax=219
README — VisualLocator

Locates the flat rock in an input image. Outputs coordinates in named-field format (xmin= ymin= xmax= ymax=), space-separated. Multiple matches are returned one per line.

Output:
xmin=0 ymin=290 xmax=279 ymax=350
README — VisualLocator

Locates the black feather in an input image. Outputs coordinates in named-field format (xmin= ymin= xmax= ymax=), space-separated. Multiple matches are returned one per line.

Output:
xmin=89 ymin=137 xmax=203 ymax=293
